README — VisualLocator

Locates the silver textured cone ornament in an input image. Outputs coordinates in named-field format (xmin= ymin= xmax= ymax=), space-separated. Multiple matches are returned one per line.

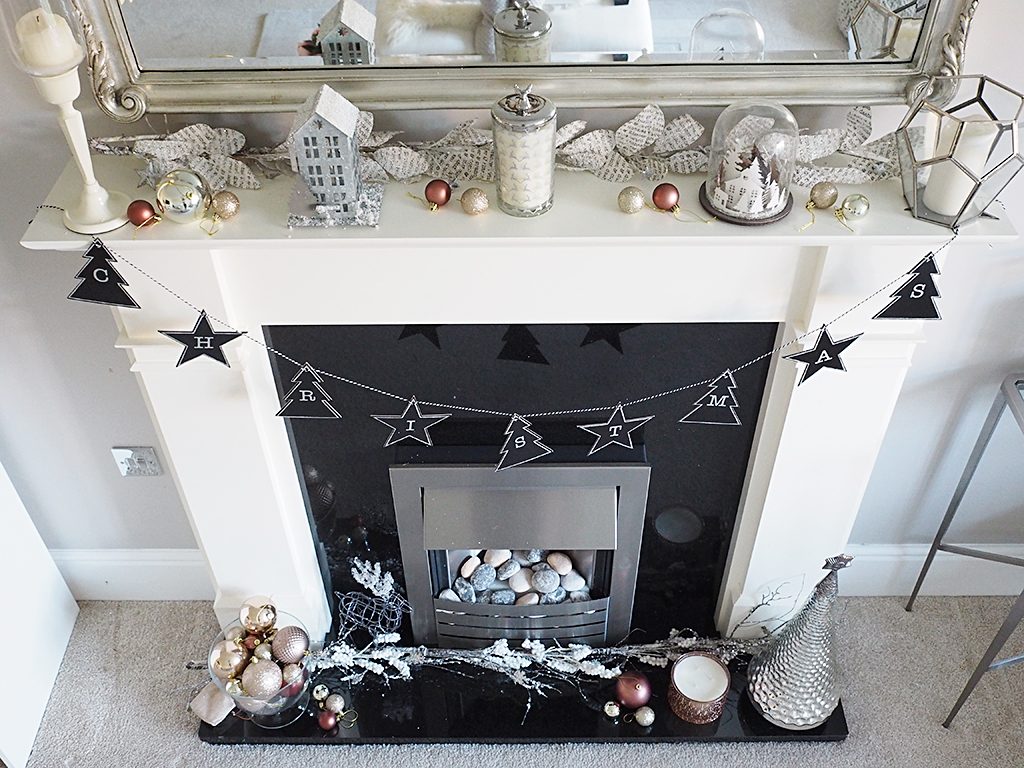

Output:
xmin=746 ymin=554 xmax=853 ymax=730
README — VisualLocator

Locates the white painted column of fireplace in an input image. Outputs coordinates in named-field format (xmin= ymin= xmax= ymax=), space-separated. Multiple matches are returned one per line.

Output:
xmin=22 ymin=159 xmax=1018 ymax=641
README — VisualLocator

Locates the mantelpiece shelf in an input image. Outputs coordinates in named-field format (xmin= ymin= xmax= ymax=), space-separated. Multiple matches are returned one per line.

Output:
xmin=21 ymin=156 xmax=1017 ymax=251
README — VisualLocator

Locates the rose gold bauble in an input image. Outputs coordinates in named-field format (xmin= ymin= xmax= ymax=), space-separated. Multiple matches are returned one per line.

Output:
xmin=127 ymin=200 xmax=158 ymax=227
xmin=615 ymin=670 xmax=652 ymax=709
xmin=224 ymin=625 xmax=245 ymax=642
xmin=241 ymin=659 xmax=284 ymax=699
xmin=424 ymin=179 xmax=452 ymax=209
xmin=282 ymin=662 xmax=304 ymax=684
xmin=239 ymin=596 xmax=277 ymax=633
xmin=271 ymin=625 xmax=310 ymax=664
xmin=210 ymin=190 xmax=240 ymax=220
xmin=324 ymin=693 xmax=346 ymax=714
xmin=209 ymin=639 xmax=249 ymax=680
xmin=652 ymin=183 xmax=680 ymax=212
xmin=460 ymin=187 xmax=489 ymax=215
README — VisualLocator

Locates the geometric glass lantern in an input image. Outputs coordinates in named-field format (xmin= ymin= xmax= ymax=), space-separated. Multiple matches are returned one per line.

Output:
xmin=896 ymin=75 xmax=1024 ymax=230
xmin=699 ymin=100 xmax=799 ymax=225
xmin=848 ymin=0 xmax=902 ymax=59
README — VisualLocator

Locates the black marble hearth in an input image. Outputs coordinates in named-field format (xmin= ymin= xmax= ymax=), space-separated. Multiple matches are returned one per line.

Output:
xmin=199 ymin=659 xmax=847 ymax=744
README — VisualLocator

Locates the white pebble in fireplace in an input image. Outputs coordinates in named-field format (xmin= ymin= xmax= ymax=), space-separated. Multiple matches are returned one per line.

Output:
xmin=439 ymin=549 xmax=593 ymax=606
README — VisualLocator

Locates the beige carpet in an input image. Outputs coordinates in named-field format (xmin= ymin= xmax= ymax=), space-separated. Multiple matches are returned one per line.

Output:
xmin=26 ymin=597 xmax=1024 ymax=767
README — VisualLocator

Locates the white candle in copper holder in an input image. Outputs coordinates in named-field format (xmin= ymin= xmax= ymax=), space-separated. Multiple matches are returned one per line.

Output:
xmin=667 ymin=652 xmax=731 ymax=724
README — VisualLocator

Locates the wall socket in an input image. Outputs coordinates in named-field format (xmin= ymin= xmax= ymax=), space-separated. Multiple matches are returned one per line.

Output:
xmin=111 ymin=446 xmax=163 ymax=477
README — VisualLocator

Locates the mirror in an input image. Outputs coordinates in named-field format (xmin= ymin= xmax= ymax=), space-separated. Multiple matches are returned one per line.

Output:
xmin=71 ymin=0 xmax=979 ymax=120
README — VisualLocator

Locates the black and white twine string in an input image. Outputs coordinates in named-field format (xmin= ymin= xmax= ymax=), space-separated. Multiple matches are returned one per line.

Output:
xmin=39 ymin=204 xmax=959 ymax=420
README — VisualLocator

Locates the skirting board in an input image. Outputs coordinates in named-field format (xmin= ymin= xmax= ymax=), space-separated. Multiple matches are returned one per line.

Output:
xmin=49 ymin=549 xmax=214 ymax=600
xmin=842 ymin=544 xmax=1024 ymax=597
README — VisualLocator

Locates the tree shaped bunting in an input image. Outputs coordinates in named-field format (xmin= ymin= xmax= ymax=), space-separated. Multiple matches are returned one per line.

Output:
xmin=579 ymin=324 xmax=640 ymax=354
xmin=783 ymin=326 xmax=862 ymax=386
xmin=67 ymin=238 xmax=140 ymax=308
xmin=872 ymin=254 xmax=942 ymax=320
xmin=497 ymin=325 xmax=549 ymax=365
xmin=496 ymin=415 xmax=553 ymax=471
xmin=679 ymin=370 xmax=742 ymax=426
xmin=398 ymin=325 xmax=442 ymax=349
xmin=578 ymin=404 xmax=653 ymax=455
xmin=372 ymin=396 xmax=450 ymax=447
xmin=159 ymin=310 xmax=244 ymax=368
xmin=276 ymin=362 xmax=342 ymax=418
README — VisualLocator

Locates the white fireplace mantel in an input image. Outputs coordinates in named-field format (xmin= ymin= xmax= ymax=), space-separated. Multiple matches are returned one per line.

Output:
xmin=22 ymin=157 xmax=1017 ymax=641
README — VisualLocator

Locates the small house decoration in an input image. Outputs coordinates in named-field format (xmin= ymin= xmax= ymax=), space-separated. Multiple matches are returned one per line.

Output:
xmin=317 ymin=0 xmax=376 ymax=66
xmin=700 ymin=100 xmax=799 ymax=225
xmin=288 ymin=84 xmax=382 ymax=228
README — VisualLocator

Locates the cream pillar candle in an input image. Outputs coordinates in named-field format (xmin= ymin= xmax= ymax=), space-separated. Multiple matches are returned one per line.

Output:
xmin=15 ymin=8 xmax=82 ymax=74
xmin=672 ymin=653 xmax=730 ymax=702
xmin=922 ymin=115 xmax=999 ymax=217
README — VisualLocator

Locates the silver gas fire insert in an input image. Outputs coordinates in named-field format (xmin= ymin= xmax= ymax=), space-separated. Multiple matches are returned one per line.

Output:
xmin=390 ymin=464 xmax=651 ymax=649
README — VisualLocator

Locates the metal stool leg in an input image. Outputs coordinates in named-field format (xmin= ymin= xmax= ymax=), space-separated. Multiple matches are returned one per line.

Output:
xmin=944 ymin=586 xmax=1024 ymax=727
xmin=906 ymin=392 xmax=1007 ymax=612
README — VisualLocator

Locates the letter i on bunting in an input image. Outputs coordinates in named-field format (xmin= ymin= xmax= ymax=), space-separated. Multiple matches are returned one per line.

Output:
xmin=496 ymin=415 xmax=553 ymax=471
xmin=67 ymin=238 xmax=139 ymax=308
xmin=276 ymin=362 xmax=341 ymax=418
xmin=372 ymin=396 xmax=451 ymax=447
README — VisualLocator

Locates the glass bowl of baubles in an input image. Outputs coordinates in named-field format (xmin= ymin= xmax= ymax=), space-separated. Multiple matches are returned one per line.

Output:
xmin=207 ymin=595 xmax=312 ymax=728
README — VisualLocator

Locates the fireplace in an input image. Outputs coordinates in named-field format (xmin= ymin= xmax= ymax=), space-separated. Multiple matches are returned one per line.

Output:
xmin=391 ymin=463 xmax=651 ymax=647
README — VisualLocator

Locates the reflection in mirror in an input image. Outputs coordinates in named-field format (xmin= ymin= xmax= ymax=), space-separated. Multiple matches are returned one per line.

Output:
xmin=118 ymin=0 xmax=933 ymax=71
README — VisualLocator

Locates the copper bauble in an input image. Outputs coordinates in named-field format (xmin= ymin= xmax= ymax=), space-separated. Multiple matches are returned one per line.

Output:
xmin=155 ymin=169 xmax=211 ymax=224
xmin=239 ymin=596 xmax=277 ymax=633
xmin=318 ymin=710 xmax=337 ymax=731
xmin=615 ymin=670 xmax=652 ymax=709
xmin=460 ymin=187 xmax=489 ymax=215
xmin=424 ymin=179 xmax=452 ymax=209
xmin=272 ymin=625 xmax=310 ymax=664
xmin=127 ymin=199 xmax=158 ymax=227
xmin=652 ymin=183 xmax=680 ymax=212
xmin=209 ymin=639 xmax=249 ymax=680
xmin=241 ymin=659 xmax=283 ymax=699
xmin=210 ymin=190 xmax=240 ymax=220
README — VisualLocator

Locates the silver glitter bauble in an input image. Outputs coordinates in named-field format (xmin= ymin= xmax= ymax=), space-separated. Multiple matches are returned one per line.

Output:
xmin=634 ymin=705 xmax=656 ymax=727
xmin=460 ymin=187 xmax=489 ymax=215
xmin=241 ymin=659 xmax=284 ymax=700
xmin=746 ymin=554 xmax=854 ymax=730
xmin=155 ymin=169 xmax=211 ymax=224
xmin=809 ymin=181 xmax=838 ymax=210
xmin=210 ymin=190 xmax=240 ymax=220
xmin=603 ymin=701 xmax=621 ymax=718
xmin=840 ymin=193 xmax=870 ymax=220
xmin=324 ymin=693 xmax=346 ymax=714
xmin=313 ymin=684 xmax=330 ymax=701
xmin=271 ymin=625 xmax=310 ymax=664
xmin=617 ymin=186 xmax=645 ymax=214
xmin=239 ymin=596 xmax=277 ymax=633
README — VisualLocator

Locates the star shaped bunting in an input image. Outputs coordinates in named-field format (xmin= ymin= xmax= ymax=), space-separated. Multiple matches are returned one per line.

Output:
xmin=372 ymin=397 xmax=451 ymax=447
xmin=578 ymin=403 xmax=654 ymax=456
xmin=783 ymin=326 xmax=862 ymax=385
xmin=159 ymin=310 xmax=244 ymax=367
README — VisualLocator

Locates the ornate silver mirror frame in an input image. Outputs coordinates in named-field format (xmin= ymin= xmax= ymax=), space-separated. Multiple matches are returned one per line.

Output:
xmin=72 ymin=0 xmax=980 ymax=123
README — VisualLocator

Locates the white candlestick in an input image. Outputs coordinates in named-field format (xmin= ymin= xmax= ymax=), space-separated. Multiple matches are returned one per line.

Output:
xmin=672 ymin=653 xmax=730 ymax=702
xmin=921 ymin=115 xmax=999 ymax=218
xmin=15 ymin=8 xmax=82 ymax=74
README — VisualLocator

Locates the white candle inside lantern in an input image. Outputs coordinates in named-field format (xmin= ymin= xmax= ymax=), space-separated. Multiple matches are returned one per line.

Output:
xmin=15 ymin=7 xmax=82 ymax=74
xmin=672 ymin=653 xmax=730 ymax=702
xmin=922 ymin=115 xmax=999 ymax=218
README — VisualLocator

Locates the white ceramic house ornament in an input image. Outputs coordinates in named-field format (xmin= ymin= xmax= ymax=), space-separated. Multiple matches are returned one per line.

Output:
xmin=290 ymin=85 xmax=362 ymax=221
xmin=317 ymin=0 xmax=376 ymax=66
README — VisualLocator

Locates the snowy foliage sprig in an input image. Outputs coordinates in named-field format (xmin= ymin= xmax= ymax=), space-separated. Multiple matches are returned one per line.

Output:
xmin=350 ymin=557 xmax=396 ymax=600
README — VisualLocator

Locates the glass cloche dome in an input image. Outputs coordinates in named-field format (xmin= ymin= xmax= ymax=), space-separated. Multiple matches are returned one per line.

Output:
xmin=699 ymin=100 xmax=799 ymax=225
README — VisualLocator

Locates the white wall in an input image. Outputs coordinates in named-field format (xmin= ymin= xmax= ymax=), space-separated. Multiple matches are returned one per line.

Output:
xmin=0 ymin=1 xmax=1021 ymax=596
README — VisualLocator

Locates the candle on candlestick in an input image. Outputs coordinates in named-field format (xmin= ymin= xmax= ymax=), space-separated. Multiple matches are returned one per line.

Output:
xmin=921 ymin=115 xmax=999 ymax=218
xmin=14 ymin=7 xmax=82 ymax=75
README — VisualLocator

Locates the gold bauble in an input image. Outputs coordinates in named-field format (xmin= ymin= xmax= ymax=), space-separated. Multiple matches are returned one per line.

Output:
xmin=225 ymin=678 xmax=243 ymax=697
xmin=155 ymin=169 xmax=211 ymax=224
xmin=324 ymin=693 xmax=346 ymax=714
xmin=239 ymin=596 xmax=277 ymax=633
xmin=253 ymin=643 xmax=273 ymax=661
xmin=282 ymin=663 xmax=304 ymax=684
xmin=209 ymin=639 xmax=249 ymax=680
xmin=617 ymin=186 xmax=645 ymax=214
xmin=224 ymin=625 xmax=245 ymax=642
xmin=211 ymin=190 xmax=241 ymax=220
xmin=809 ymin=181 xmax=838 ymax=210
xmin=460 ymin=187 xmax=490 ymax=215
